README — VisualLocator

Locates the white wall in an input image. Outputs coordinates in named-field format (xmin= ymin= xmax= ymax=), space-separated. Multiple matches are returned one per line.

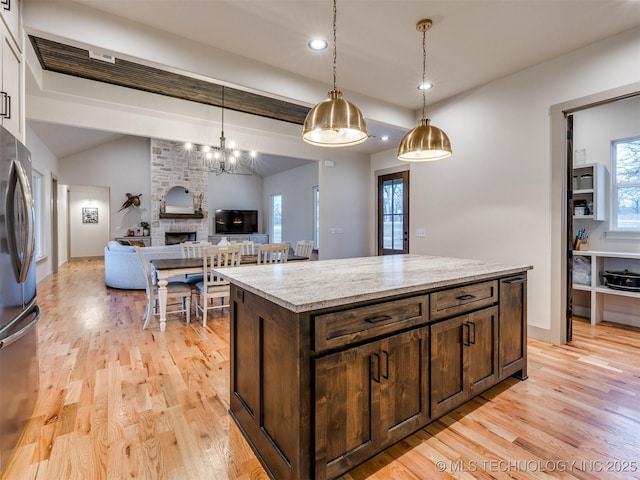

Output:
xmin=26 ymin=124 xmax=62 ymax=282
xmin=68 ymin=185 xmax=110 ymax=257
xmin=320 ymin=156 xmax=370 ymax=260
xmin=262 ymin=162 xmax=319 ymax=247
xmin=59 ymin=136 xmax=151 ymax=240
xmin=370 ymin=27 xmax=640 ymax=342
xmin=572 ymin=96 xmax=640 ymax=252
xmin=208 ymin=173 xmax=263 ymax=234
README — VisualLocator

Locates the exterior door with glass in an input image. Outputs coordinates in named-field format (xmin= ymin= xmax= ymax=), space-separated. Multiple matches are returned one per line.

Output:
xmin=378 ymin=171 xmax=409 ymax=255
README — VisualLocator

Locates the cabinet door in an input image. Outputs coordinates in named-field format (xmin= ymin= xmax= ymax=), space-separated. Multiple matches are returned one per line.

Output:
xmin=499 ymin=275 xmax=528 ymax=379
xmin=378 ymin=327 xmax=430 ymax=445
xmin=466 ymin=306 xmax=499 ymax=397
xmin=0 ymin=0 xmax=21 ymax=51
xmin=315 ymin=342 xmax=379 ymax=480
xmin=431 ymin=316 xmax=466 ymax=418
xmin=1 ymin=29 xmax=22 ymax=140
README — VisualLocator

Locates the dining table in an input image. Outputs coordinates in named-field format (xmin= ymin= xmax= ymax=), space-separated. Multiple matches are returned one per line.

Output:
xmin=151 ymin=253 xmax=308 ymax=331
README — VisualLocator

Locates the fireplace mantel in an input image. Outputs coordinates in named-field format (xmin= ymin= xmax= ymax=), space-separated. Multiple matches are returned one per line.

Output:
xmin=159 ymin=213 xmax=205 ymax=219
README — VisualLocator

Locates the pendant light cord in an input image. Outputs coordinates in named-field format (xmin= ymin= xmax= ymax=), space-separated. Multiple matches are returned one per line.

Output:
xmin=221 ymin=86 xmax=225 ymax=140
xmin=422 ymin=26 xmax=427 ymax=119
xmin=332 ymin=0 xmax=337 ymax=91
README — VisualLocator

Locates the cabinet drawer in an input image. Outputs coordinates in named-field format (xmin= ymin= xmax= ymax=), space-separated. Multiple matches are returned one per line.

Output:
xmin=430 ymin=280 xmax=498 ymax=320
xmin=314 ymin=295 xmax=428 ymax=352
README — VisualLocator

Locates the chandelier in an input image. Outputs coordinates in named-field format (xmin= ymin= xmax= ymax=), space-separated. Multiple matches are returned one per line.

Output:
xmin=186 ymin=86 xmax=257 ymax=175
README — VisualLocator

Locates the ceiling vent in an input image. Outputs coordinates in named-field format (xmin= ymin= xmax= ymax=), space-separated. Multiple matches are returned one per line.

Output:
xmin=88 ymin=50 xmax=116 ymax=64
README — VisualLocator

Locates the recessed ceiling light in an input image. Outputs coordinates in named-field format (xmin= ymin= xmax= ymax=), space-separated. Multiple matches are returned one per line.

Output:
xmin=417 ymin=82 xmax=433 ymax=91
xmin=380 ymin=135 xmax=390 ymax=142
xmin=308 ymin=38 xmax=328 ymax=51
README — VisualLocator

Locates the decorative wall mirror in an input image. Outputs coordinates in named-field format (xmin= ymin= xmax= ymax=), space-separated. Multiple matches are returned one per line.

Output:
xmin=165 ymin=186 xmax=194 ymax=214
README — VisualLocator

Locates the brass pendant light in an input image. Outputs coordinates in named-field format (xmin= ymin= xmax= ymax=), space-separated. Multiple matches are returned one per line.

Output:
xmin=302 ymin=0 xmax=368 ymax=147
xmin=398 ymin=19 xmax=452 ymax=161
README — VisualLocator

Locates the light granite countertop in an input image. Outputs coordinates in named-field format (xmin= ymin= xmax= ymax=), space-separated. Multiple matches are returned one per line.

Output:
xmin=215 ymin=254 xmax=532 ymax=313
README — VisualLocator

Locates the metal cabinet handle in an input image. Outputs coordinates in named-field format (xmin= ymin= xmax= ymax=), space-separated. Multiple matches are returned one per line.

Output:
xmin=463 ymin=323 xmax=470 ymax=346
xmin=456 ymin=294 xmax=476 ymax=301
xmin=0 ymin=91 xmax=9 ymax=118
xmin=235 ymin=288 xmax=245 ymax=303
xmin=371 ymin=353 xmax=380 ymax=383
xmin=1 ymin=0 xmax=10 ymax=12
xmin=468 ymin=321 xmax=476 ymax=345
xmin=5 ymin=94 xmax=11 ymax=119
xmin=365 ymin=314 xmax=392 ymax=324
xmin=503 ymin=276 xmax=526 ymax=284
xmin=381 ymin=350 xmax=389 ymax=380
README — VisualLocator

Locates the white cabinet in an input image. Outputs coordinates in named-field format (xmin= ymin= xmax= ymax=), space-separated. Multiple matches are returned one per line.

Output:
xmin=0 ymin=0 xmax=21 ymax=52
xmin=0 ymin=0 xmax=22 ymax=141
xmin=0 ymin=27 xmax=22 ymax=140
xmin=572 ymin=163 xmax=607 ymax=221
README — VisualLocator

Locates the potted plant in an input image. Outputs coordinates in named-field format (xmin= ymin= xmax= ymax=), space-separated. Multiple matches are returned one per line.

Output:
xmin=140 ymin=221 xmax=150 ymax=236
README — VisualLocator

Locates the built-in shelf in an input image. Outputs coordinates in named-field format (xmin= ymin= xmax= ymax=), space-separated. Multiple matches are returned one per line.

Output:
xmin=572 ymin=163 xmax=607 ymax=221
xmin=159 ymin=213 xmax=204 ymax=219
xmin=572 ymin=250 xmax=640 ymax=324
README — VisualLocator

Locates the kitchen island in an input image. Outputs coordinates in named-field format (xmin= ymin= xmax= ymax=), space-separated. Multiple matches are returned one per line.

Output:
xmin=218 ymin=255 xmax=532 ymax=480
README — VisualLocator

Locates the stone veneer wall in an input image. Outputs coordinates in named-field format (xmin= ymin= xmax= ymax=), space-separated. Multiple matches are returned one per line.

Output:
xmin=150 ymin=139 xmax=208 ymax=246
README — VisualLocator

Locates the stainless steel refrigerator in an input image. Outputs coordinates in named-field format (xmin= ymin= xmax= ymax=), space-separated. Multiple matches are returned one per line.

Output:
xmin=0 ymin=125 xmax=41 ymax=474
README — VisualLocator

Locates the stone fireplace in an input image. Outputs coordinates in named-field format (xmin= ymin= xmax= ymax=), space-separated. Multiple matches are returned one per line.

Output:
xmin=150 ymin=139 xmax=209 ymax=246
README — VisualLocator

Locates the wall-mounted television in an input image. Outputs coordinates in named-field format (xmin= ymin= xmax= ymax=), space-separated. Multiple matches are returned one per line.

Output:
xmin=215 ymin=209 xmax=258 ymax=234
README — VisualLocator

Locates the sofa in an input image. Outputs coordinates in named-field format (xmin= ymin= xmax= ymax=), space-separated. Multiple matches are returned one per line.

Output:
xmin=104 ymin=241 xmax=183 ymax=289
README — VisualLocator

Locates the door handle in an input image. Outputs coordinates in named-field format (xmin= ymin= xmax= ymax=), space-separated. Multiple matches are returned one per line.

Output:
xmin=6 ymin=159 xmax=36 ymax=284
xmin=0 ymin=304 xmax=41 ymax=349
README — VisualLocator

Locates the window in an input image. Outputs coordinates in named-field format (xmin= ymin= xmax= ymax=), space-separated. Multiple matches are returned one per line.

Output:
xmin=32 ymin=170 xmax=45 ymax=259
xmin=612 ymin=137 xmax=640 ymax=230
xmin=271 ymin=194 xmax=282 ymax=243
xmin=313 ymin=186 xmax=320 ymax=249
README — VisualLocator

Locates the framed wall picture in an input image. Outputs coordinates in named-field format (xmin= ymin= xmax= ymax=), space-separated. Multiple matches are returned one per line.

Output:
xmin=82 ymin=207 xmax=98 ymax=224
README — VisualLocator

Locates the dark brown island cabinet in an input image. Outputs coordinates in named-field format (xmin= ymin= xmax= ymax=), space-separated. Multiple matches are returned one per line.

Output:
xmin=220 ymin=255 xmax=531 ymax=480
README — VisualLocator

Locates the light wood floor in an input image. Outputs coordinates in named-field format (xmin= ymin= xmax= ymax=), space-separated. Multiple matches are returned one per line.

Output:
xmin=2 ymin=259 xmax=639 ymax=479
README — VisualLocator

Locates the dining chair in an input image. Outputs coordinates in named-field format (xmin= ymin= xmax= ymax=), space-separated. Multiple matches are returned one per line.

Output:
xmin=294 ymin=240 xmax=314 ymax=259
xmin=257 ymin=243 xmax=289 ymax=264
xmin=181 ymin=240 xmax=212 ymax=258
xmin=195 ymin=245 xmax=242 ymax=327
xmin=135 ymin=247 xmax=191 ymax=329
xmin=230 ymin=240 xmax=255 ymax=255
xmin=181 ymin=240 xmax=211 ymax=285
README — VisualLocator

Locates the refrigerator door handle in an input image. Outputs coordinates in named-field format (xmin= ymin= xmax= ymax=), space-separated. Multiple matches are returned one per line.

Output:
xmin=6 ymin=158 xmax=36 ymax=284
xmin=0 ymin=304 xmax=41 ymax=349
